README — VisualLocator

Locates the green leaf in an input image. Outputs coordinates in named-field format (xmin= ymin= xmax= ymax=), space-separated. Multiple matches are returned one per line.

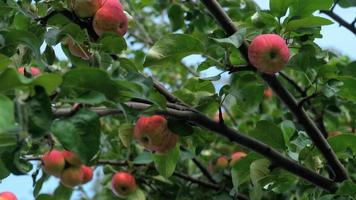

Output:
xmin=144 ymin=34 xmax=205 ymax=67
xmin=249 ymin=121 xmax=286 ymax=151
xmin=328 ymin=134 xmax=356 ymax=155
xmin=336 ymin=180 xmax=356 ymax=196
xmin=280 ymin=120 xmax=295 ymax=145
xmin=338 ymin=0 xmax=356 ymax=8
xmin=0 ymin=94 xmax=15 ymax=133
xmin=250 ymin=159 xmax=270 ymax=186
xmin=133 ymin=152 xmax=154 ymax=165
xmin=251 ymin=12 xmax=279 ymax=28
xmin=286 ymin=16 xmax=333 ymax=31
xmin=212 ymin=28 xmax=247 ymax=49
xmin=0 ymin=134 xmax=17 ymax=154
xmin=337 ymin=76 xmax=356 ymax=101
xmin=127 ymin=188 xmax=146 ymax=200
xmin=290 ymin=0 xmax=333 ymax=16
xmin=51 ymin=109 xmax=101 ymax=164
xmin=167 ymin=119 xmax=194 ymax=137
xmin=167 ymin=4 xmax=185 ymax=31
xmin=0 ymin=54 xmax=11 ymax=72
xmin=0 ymin=158 xmax=10 ymax=179
xmin=98 ymin=33 xmax=127 ymax=54
xmin=153 ymin=144 xmax=180 ymax=178
xmin=26 ymin=86 xmax=53 ymax=138
xmin=270 ymin=0 xmax=292 ymax=17
xmin=118 ymin=123 xmax=134 ymax=147
xmin=231 ymin=153 xmax=261 ymax=187
xmin=1 ymin=150 xmax=32 ymax=175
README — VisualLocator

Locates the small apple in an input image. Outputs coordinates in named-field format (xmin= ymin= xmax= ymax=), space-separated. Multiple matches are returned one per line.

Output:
xmin=81 ymin=165 xmax=93 ymax=184
xmin=66 ymin=37 xmax=91 ymax=60
xmin=215 ymin=156 xmax=229 ymax=169
xmin=111 ymin=171 xmax=137 ymax=197
xmin=60 ymin=166 xmax=84 ymax=188
xmin=18 ymin=67 xmax=41 ymax=76
xmin=92 ymin=0 xmax=128 ymax=36
xmin=0 ymin=192 xmax=17 ymax=200
xmin=62 ymin=150 xmax=82 ymax=166
xmin=264 ymin=87 xmax=273 ymax=98
xmin=230 ymin=151 xmax=247 ymax=167
xmin=69 ymin=0 xmax=101 ymax=18
xmin=328 ymin=130 xmax=341 ymax=138
xmin=248 ymin=34 xmax=290 ymax=74
xmin=134 ymin=115 xmax=178 ymax=154
xmin=41 ymin=150 xmax=65 ymax=177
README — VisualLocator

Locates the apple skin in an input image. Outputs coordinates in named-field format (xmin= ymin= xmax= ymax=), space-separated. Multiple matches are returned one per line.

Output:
xmin=134 ymin=115 xmax=178 ymax=154
xmin=81 ymin=165 xmax=93 ymax=184
xmin=62 ymin=150 xmax=82 ymax=166
xmin=18 ymin=67 xmax=41 ymax=76
xmin=92 ymin=0 xmax=128 ymax=36
xmin=248 ymin=34 xmax=290 ymax=74
xmin=66 ymin=37 xmax=91 ymax=60
xmin=41 ymin=150 xmax=65 ymax=177
xmin=111 ymin=172 xmax=137 ymax=197
xmin=0 ymin=192 xmax=17 ymax=200
xmin=230 ymin=151 xmax=247 ymax=167
xmin=60 ymin=166 xmax=84 ymax=188
xmin=215 ymin=156 xmax=229 ymax=169
xmin=264 ymin=87 xmax=273 ymax=98
xmin=69 ymin=0 xmax=101 ymax=18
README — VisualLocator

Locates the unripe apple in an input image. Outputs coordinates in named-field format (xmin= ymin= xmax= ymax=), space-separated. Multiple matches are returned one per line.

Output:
xmin=60 ymin=166 xmax=84 ymax=188
xmin=69 ymin=0 xmax=101 ymax=18
xmin=0 ymin=192 xmax=17 ymax=200
xmin=230 ymin=151 xmax=247 ymax=166
xmin=215 ymin=156 xmax=229 ymax=169
xmin=62 ymin=150 xmax=82 ymax=166
xmin=92 ymin=0 xmax=128 ymax=36
xmin=134 ymin=115 xmax=178 ymax=154
xmin=264 ymin=87 xmax=273 ymax=98
xmin=248 ymin=34 xmax=290 ymax=74
xmin=41 ymin=150 xmax=65 ymax=177
xmin=66 ymin=37 xmax=91 ymax=60
xmin=18 ymin=67 xmax=41 ymax=76
xmin=111 ymin=171 xmax=137 ymax=197
xmin=81 ymin=165 xmax=93 ymax=184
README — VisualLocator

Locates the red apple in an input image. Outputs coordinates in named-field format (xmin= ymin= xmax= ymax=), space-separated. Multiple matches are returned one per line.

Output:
xmin=248 ymin=34 xmax=290 ymax=74
xmin=66 ymin=37 xmax=91 ymax=60
xmin=215 ymin=156 xmax=229 ymax=169
xmin=134 ymin=115 xmax=178 ymax=154
xmin=81 ymin=165 xmax=93 ymax=184
xmin=111 ymin=172 xmax=137 ymax=197
xmin=0 ymin=192 xmax=17 ymax=200
xmin=264 ymin=87 xmax=273 ymax=98
xmin=92 ymin=0 xmax=128 ymax=36
xmin=18 ymin=67 xmax=41 ymax=76
xmin=69 ymin=0 xmax=101 ymax=18
xmin=60 ymin=166 xmax=84 ymax=188
xmin=41 ymin=150 xmax=65 ymax=177
xmin=230 ymin=151 xmax=247 ymax=166
xmin=62 ymin=150 xmax=82 ymax=166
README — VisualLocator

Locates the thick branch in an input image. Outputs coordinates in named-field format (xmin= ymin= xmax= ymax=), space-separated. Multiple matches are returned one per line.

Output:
xmin=320 ymin=10 xmax=356 ymax=35
xmin=54 ymin=104 xmax=336 ymax=191
xmin=200 ymin=0 xmax=348 ymax=182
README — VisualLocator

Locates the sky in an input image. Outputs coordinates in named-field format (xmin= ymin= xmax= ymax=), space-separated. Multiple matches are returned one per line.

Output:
xmin=0 ymin=1 xmax=355 ymax=200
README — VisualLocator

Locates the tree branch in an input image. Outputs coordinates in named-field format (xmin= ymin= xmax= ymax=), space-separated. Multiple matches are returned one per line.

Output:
xmin=200 ymin=0 xmax=348 ymax=182
xmin=320 ymin=10 xmax=356 ymax=35
xmin=53 ymin=103 xmax=336 ymax=191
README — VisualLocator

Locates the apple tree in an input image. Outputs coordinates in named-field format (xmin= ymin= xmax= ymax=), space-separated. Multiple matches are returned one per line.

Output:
xmin=0 ymin=0 xmax=355 ymax=199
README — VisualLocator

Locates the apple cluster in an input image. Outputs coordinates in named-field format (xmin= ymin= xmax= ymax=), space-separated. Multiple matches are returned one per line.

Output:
xmin=66 ymin=0 xmax=128 ymax=60
xmin=134 ymin=115 xmax=178 ymax=154
xmin=17 ymin=66 xmax=41 ymax=77
xmin=41 ymin=149 xmax=93 ymax=188
xmin=0 ymin=192 xmax=17 ymax=200
xmin=208 ymin=151 xmax=247 ymax=172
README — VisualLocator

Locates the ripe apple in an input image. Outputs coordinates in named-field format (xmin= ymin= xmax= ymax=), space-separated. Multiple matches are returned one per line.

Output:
xmin=18 ymin=67 xmax=41 ymax=76
xmin=111 ymin=171 xmax=137 ymax=197
xmin=264 ymin=87 xmax=273 ymax=98
xmin=41 ymin=150 xmax=65 ymax=177
xmin=92 ymin=0 xmax=128 ymax=36
xmin=81 ymin=165 xmax=93 ymax=184
xmin=134 ymin=115 xmax=178 ymax=154
xmin=230 ymin=151 xmax=247 ymax=166
xmin=0 ymin=192 xmax=17 ymax=200
xmin=69 ymin=0 xmax=101 ymax=18
xmin=60 ymin=166 xmax=84 ymax=188
xmin=66 ymin=37 xmax=91 ymax=60
xmin=215 ymin=156 xmax=229 ymax=169
xmin=248 ymin=34 xmax=290 ymax=74
xmin=62 ymin=150 xmax=82 ymax=166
